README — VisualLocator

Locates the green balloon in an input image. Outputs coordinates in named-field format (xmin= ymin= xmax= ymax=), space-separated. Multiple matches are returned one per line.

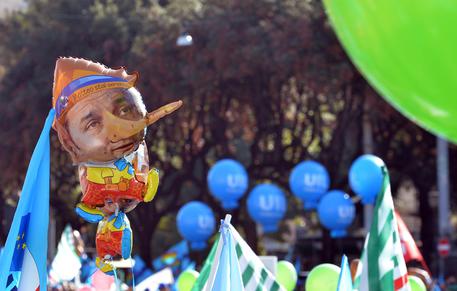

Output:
xmin=177 ymin=270 xmax=199 ymax=291
xmin=409 ymin=275 xmax=427 ymax=291
xmin=305 ymin=263 xmax=341 ymax=291
xmin=323 ymin=0 xmax=457 ymax=143
xmin=276 ymin=260 xmax=298 ymax=291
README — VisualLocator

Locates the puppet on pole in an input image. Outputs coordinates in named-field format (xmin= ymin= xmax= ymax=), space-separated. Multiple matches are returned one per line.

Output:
xmin=52 ymin=57 xmax=182 ymax=274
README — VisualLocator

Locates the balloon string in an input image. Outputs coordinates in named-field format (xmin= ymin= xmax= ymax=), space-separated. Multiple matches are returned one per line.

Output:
xmin=131 ymin=257 xmax=136 ymax=291
xmin=113 ymin=267 xmax=120 ymax=291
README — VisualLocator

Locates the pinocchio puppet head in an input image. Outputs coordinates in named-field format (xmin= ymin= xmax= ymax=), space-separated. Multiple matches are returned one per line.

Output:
xmin=52 ymin=57 xmax=182 ymax=164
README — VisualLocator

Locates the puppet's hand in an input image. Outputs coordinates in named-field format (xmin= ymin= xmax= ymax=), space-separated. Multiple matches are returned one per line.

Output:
xmin=133 ymin=142 xmax=149 ymax=183
xmin=134 ymin=165 xmax=149 ymax=184
xmin=144 ymin=168 xmax=160 ymax=202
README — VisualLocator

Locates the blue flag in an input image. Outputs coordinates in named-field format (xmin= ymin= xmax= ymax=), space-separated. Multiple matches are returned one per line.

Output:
xmin=337 ymin=255 xmax=353 ymax=291
xmin=153 ymin=240 xmax=195 ymax=276
xmin=0 ymin=109 xmax=55 ymax=290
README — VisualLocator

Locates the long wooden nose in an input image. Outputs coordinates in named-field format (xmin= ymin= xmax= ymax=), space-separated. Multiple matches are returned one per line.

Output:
xmin=103 ymin=100 xmax=183 ymax=142
xmin=146 ymin=100 xmax=183 ymax=126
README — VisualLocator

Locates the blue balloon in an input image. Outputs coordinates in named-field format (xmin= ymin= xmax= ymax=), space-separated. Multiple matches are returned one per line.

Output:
xmin=349 ymin=155 xmax=385 ymax=204
xmin=207 ymin=159 xmax=249 ymax=210
xmin=247 ymin=184 xmax=287 ymax=233
xmin=317 ymin=190 xmax=355 ymax=238
xmin=177 ymin=202 xmax=216 ymax=250
xmin=289 ymin=160 xmax=330 ymax=210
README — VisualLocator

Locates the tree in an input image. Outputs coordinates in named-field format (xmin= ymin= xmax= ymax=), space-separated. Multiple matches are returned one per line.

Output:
xmin=0 ymin=0 xmax=453 ymax=269
xmin=121 ymin=0 xmax=369 ymax=264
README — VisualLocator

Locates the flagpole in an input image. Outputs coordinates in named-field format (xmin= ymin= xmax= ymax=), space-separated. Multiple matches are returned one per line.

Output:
xmin=48 ymin=207 xmax=56 ymax=261
xmin=362 ymin=100 xmax=374 ymax=233
xmin=437 ymin=136 xmax=450 ymax=279
xmin=224 ymin=214 xmax=232 ymax=225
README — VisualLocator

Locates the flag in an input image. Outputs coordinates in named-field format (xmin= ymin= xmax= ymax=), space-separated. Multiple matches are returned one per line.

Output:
xmin=0 ymin=109 xmax=55 ymax=290
xmin=337 ymin=255 xmax=353 ymax=291
xmin=48 ymin=224 xmax=82 ymax=283
xmin=395 ymin=211 xmax=431 ymax=274
xmin=152 ymin=240 xmax=195 ymax=276
xmin=192 ymin=215 xmax=285 ymax=291
xmin=135 ymin=268 xmax=154 ymax=285
xmin=353 ymin=168 xmax=410 ymax=291
xmin=135 ymin=267 xmax=174 ymax=291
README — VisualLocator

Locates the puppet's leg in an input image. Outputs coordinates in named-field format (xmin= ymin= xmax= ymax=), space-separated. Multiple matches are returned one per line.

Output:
xmin=121 ymin=225 xmax=132 ymax=259
xmin=95 ymin=215 xmax=124 ymax=276
xmin=110 ymin=212 xmax=133 ymax=259
xmin=75 ymin=202 xmax=104 ymax=223
xmin=143 ymin=168 xmax=160 ymax=202
xmin=105 ymin=212 xmax=132 ymax=259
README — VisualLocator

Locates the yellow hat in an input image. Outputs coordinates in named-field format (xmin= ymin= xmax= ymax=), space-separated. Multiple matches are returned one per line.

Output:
xmin=52 ymin=57 xmax=138 ymax=122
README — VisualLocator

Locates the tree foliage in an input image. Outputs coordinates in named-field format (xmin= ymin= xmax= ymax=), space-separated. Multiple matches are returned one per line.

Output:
xmin=0 ymin=0 xmax=452 ymax=267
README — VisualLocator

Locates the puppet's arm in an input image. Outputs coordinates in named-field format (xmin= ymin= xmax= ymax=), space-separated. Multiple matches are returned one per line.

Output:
xmin=133 ymin=141 xmax=149 ymax=183
xmin=144 ymin=168 xmax=160 ymax=202
xmin=79 ymin=165 xmax=88 ymax=193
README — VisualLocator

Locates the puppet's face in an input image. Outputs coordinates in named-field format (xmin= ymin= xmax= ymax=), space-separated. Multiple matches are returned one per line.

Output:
xmin=64 ymin=88 xmax=147 ymax=163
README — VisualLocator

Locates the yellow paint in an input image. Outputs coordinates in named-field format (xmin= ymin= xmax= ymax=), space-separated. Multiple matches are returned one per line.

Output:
xmin=144 ymin=169 xmax=160 ymax=202
xmin=86 ymin=166 xmax=134 ymax=184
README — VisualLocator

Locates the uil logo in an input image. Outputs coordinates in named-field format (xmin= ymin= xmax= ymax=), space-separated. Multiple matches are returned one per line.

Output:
xmin=338 ymin=206 xmax=355 ymax=219
xmin=259 ymin=195 xmax=284 ymax=212
xmin=226 ymin=174 xmax=247 ymax=190
xmin=304 ymin=174 xmax=327 ymax=190
xmin=198 ymin=215 xmax=213 ymax=230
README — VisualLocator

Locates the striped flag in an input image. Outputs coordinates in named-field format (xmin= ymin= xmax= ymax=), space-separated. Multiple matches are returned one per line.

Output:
xmin=0 ymin=109 xmax=55 ymax=290
xmin=354 ymin=168 xmax=410 ymax=291
xmin=192 ymin=215 xmax=285 ymax=291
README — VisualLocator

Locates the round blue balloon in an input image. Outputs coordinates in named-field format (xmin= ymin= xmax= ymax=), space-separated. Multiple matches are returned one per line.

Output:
xmin=207 ymin=159 xmax=249 ymax=210
xmin=349 ymin=155 xmax=385 ymax=205
xmin=177 ymin=201 xmax=216 ymax=250
xmin=289 ymin=160 xmax=330 ymax=210
xmin=317 ymin=190 xmax=355 ymax=238
xmin=247 ymin=184 xmax=287 ymax=233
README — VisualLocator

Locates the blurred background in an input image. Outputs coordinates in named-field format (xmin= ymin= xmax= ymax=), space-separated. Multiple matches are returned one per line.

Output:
xmin=0 ymin=0 xmax=456 ymax=287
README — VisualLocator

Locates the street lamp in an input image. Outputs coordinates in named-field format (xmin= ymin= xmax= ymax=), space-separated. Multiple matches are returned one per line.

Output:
xmin=176 ymin=33 xmax=193 ymax=47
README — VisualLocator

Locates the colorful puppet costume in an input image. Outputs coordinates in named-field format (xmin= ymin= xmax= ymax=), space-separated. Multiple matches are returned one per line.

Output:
xmin=52 ymin=57 xmax=181 ymax=275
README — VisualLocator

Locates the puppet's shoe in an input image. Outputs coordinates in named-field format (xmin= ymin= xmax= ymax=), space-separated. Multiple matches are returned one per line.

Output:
xmin=121 ymin=227 xmax=132 ymax=259
xmin=75 ymin=203 xmax=104 ymax=223
xmin=96 ymin=257 xmax=115 ymax=276
xmin=144 ymin=168 xmax=160 ymax=202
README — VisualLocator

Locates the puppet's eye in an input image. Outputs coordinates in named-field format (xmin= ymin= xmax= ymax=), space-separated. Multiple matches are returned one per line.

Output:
xmin=119 ymin=106 xmax=131 ymax=116
xmin=86 ymin=120 xmax=100 ymax=130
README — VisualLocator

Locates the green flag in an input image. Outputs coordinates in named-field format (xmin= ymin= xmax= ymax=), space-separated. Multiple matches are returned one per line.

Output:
xmin=354 ymin=168 xmax=410 ymax=291
xmin=192 ymin=216 xmax=284 ymax=291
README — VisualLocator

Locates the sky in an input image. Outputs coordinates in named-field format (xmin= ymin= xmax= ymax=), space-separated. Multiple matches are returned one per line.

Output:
xmin=0 ymin=0 xmax=26 ymax=17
